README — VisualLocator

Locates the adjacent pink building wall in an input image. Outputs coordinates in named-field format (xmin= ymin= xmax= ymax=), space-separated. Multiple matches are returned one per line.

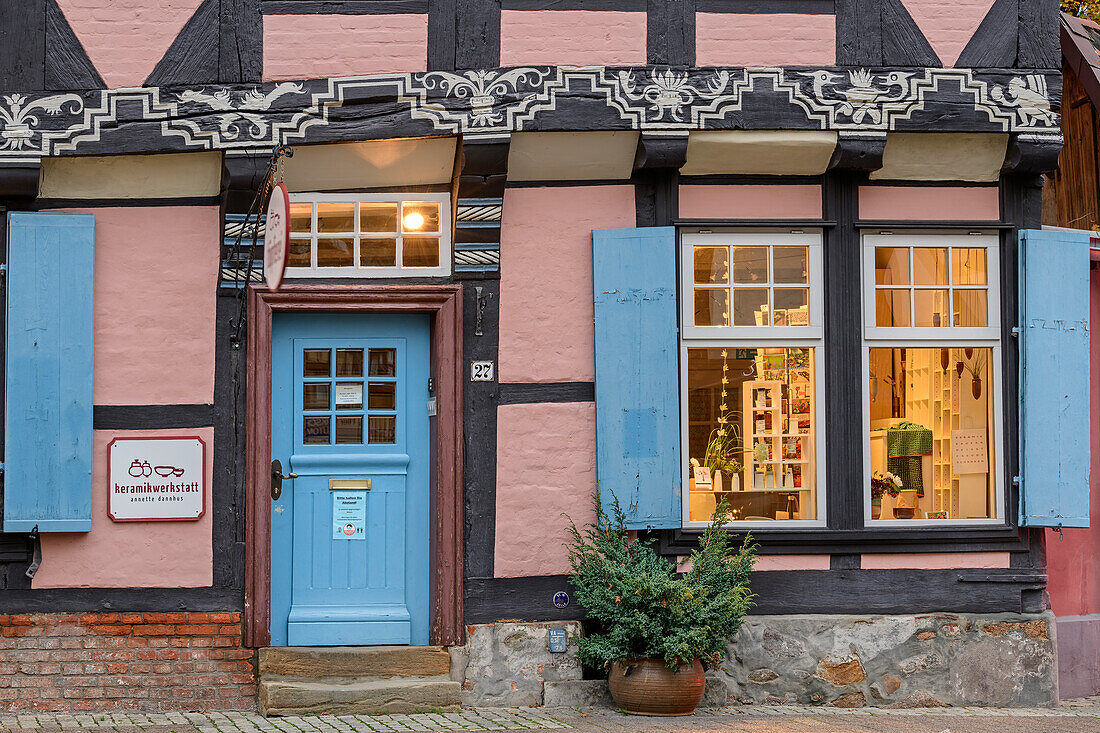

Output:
xmin=860 ymin=552 xmax=1011 ymax=570
xmin=900 ymin=0 xmax=996 ymax=67
xmin=679 ymin=185 xmax=823 ymax=220
xmin=1045 ymin=267 xmax=1100 ymax=698
xmin=498 ymin=185 xmax=635 ymax=383
xmin=494 ymin=402 xmax=597 ymax=578
xmin=858 ymin=186 xmax=1001 ymax=221
xmin=1047 ymin=266 xmax=1100 ymax=618
xmin=66 ymin=206 xmax=218 ymax=405
xmin=695 ymin=13 xmax=836 ymax=67
xmin=34 ymin=428 xmax=214 ymax=589
xmin=55 ymin=0 xmax=203 ymax=88
xmin=499 ymin=10 xmax=647 ymax=67
xmin=263 ymin=14 xmax=428 ymax=81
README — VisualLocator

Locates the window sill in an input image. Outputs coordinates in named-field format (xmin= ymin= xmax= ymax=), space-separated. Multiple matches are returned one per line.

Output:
xmin=658 ymin=523 xmax=1029 ymax=556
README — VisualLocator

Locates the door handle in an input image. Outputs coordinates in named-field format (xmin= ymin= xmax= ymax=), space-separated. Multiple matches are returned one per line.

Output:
xmin=271 ymin=459 xmax=298 ymax=500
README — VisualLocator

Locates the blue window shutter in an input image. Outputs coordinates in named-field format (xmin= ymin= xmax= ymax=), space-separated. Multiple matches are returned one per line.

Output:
xmin=1018 ymin=228 xmax=1091 ymax=528
xmin=4 ymin=213 xmax=95 ymax=533
xmin=592 ymin=226 xmax=680 ymax=529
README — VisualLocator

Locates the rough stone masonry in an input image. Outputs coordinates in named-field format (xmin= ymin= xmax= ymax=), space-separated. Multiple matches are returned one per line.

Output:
xmin=455 ymin=613 xmax=1057 ymax=709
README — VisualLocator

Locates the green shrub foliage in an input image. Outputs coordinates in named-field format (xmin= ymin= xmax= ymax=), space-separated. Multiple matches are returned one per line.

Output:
xmin=566 ymin=495 xmax=756 ymax=672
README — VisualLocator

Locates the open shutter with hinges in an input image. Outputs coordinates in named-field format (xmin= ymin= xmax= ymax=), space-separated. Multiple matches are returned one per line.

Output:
xmin=4 ymin=213 xmax=95 ymax=532
xmin=1018 ymin=228 xmax=1091 ymax=528
xmin=592 ymin=226 xmax=681 ymax=529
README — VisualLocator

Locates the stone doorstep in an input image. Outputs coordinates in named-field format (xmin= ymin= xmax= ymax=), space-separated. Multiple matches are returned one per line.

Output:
xmin=260 ymin=675 xmax=463 ymax=716
xmin=258 ymin=646 xmax=451 ymax=679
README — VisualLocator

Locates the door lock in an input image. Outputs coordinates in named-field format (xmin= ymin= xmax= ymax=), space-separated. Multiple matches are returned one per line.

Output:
xmin=271 ymin=459 xmax=297 ymax=500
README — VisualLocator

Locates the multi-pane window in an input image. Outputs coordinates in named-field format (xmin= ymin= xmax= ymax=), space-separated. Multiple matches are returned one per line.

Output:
xmin=681 ymin=231 xmax=825 ymax=527
xmin=301 ymin=347 xmax=398 ymax=446
xmin=286 ymin=194 xmax=451 ymax=277
xmin=862 ymin=234 xmax=1002 ymax=524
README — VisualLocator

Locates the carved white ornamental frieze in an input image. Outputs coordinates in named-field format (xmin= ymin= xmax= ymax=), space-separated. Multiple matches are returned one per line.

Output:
xmin=0 ymin=66 xmax=1060 ymax=160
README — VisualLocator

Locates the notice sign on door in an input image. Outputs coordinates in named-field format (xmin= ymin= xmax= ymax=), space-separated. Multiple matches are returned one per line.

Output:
xmin=108 ymin=437 xmax=206 ymax=521
xmin=332 ymin=491 xmax=367 ymax=540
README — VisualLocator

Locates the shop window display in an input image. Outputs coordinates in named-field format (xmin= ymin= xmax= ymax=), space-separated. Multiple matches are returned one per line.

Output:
xmin=686 ymin=347 xmax=818 ymax=522
xmin=862 ymin=234 xmax=1001 ymax=523
xmin=681 ymin=231 xmax=824 ymax=526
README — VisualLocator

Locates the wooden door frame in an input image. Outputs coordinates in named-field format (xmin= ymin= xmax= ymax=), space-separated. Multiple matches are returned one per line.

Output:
xmin=243 ymin=283 xmax=464 ymax=647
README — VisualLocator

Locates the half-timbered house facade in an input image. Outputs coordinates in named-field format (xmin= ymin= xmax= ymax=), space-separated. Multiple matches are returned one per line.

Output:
xmin=0 ymin=0 xmax=1089 ymax=712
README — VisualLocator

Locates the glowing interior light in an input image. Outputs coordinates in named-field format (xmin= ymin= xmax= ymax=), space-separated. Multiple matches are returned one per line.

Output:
xmin=403 ymin=212 xmax=425 ymax=231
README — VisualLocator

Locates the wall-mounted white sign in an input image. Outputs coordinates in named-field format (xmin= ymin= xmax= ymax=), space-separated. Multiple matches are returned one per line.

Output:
xmin=108 ymin=437 xmax=206 ymax=521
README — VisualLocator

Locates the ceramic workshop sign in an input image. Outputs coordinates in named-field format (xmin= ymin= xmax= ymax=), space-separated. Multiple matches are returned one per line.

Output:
xmin=264 ymin=182 xmax=290 ymax=291
xmin=107 ymin=437 xmax=206 ymax=521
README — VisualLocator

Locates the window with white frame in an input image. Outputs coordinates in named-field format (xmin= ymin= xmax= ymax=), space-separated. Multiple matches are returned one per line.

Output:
xmin=862 ymin=233 xmax=1002 ymax=524
xmin=680 ymin=231 xmax=825 ymax=527
xmin=286 ymin=193 xmax=451 ymax=277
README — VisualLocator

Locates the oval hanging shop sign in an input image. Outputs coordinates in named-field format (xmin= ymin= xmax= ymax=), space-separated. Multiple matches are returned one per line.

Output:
xmin=264 ymin=182 xmax=290 ymax=291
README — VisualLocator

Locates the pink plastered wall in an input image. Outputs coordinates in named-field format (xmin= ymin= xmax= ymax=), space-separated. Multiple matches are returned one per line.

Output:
xmin=55 ymin=0 xmax=203 ymax=88
xmin=499 ymin=10 xmax=647 ymax=67
xmin=263 ymin=14 xmax=427 ymax=81
xmin=860 ymin=552 xmax=1011 ymax=570
xmin=494 ymin=402 xmax=597 ymax=578
xmin=65 ymin=206 xmax=218 ymax=405
xmin=1046 ymin=267 xmax=1100 ymax=618
xmin=498 ymin=185 xmax=636 ymax=383
xmin=900 ymin=0 xmax=996 ymax=67
xmin=33 ymin=428 xmax=214 ymax=589
xmin=679 ymin=185 xmax=823 ymax=220
xmin=858 ymin=186 xmax=1001 ymax=221
xmin=695 ymin=13 xmax=836 ymax=67
xmin=678 ymin=555 xmax=830 ymax=572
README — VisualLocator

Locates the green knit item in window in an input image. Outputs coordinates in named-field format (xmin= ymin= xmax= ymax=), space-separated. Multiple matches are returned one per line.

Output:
xmin=887 ymin=422 xmax=931 ymax=497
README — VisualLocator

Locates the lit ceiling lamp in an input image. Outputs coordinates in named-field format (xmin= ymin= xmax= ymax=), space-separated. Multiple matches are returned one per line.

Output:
xmin=403 ymin=211 xmax=425 ymax=231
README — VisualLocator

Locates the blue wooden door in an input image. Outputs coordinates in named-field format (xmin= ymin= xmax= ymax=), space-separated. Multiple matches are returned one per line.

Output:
xmin=270 ymin=313 xmax=431 ymax=646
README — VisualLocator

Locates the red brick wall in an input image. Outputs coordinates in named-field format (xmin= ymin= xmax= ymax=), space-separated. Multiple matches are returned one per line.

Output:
xmin=0 ymin=612 xmax=256 ymax=712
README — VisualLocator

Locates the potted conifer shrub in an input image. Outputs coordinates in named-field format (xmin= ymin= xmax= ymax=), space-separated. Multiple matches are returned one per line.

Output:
xmin=566 ymin=497 xmax=756 ymax=716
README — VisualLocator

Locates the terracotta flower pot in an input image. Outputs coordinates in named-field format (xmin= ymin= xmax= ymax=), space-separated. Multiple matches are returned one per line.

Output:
xmin=608 ymin=658 xmax=705 ymax=716
xmin=972 ymin=377 xmax=982 ymax=399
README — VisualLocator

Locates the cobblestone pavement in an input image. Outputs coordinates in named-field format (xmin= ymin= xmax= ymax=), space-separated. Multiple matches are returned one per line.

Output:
xmin=1 ymin=699 xmax=1100 ymax=733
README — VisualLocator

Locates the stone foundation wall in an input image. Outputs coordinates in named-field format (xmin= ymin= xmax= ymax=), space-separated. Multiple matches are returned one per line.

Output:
xmin=451 ymin=622 xmax=583 ymax=706
xmin=455 ymin=613 xmax=1057 ymax=709
xmin=0 ymin=612 xmax=256 ymax=713
xmin=718 ymin=613 xmax=1056 ymax=708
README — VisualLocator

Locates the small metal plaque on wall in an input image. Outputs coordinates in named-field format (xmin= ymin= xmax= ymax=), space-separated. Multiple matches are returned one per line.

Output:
xmin=471 ymin=360 xmax=495 ymax=381
xmin=548 ymin=628 xmax=567 ymax=653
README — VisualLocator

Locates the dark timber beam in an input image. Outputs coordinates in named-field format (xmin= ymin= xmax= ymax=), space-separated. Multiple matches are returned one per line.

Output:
xmin=828 ymin=132 xmax=886 ymax=173
xmin=1002 ymin=132 xmax=1064 ymax=176
xmin=633 ymin=133 xmax=689 ymax=172
xmin=0 ymin=162 xmax=41 ymax=200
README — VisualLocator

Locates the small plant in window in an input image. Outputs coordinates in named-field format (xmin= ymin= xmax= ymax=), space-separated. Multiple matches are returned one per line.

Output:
xmin=966 ymin=352 xmax=987 ymax=399
xmin=871 ymin=471 xmax=903 ymax=519
xmin=701 ymin=350 xmax=744 ymax=484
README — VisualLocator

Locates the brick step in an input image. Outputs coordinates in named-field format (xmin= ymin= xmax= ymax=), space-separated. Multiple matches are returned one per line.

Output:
xmin=260 ymin=675 xmax=462 ymax=716
xmin=258 ymin=646 xmax=451 ymax=679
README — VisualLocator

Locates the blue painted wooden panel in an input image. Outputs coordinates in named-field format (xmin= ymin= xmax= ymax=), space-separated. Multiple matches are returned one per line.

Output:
xmin=270 ymin=313 xmax=430 ymax=646
xmin=4 ymin=213 xmax=95 ymax=533
xmin=1018 ymin=229 xmax=1091 ymax=528
xmin=592 ymin=227 xmax=681 ymax=530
